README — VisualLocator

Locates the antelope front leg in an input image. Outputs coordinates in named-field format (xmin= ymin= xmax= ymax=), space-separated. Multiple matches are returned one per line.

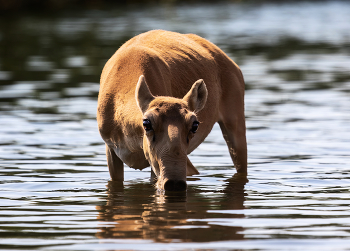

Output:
xmin=105 ymin=144 xmax=124 ymax=181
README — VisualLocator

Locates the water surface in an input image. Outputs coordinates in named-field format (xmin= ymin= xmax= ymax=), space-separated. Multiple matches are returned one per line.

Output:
xmin=1 ymin=1 xmax=350 ymax=250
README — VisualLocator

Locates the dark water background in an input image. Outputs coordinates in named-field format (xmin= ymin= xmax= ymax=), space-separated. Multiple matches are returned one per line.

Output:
xmin=1 ymin=1 xmax=350 ymax=250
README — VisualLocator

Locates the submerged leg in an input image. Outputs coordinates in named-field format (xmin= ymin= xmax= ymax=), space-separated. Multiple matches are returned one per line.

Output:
xmin=105 ymin=144 xmax=124 ymax=181
xmin=218 ymin=119 xmax=247 ymax=175
xmin=186 ymin=156 xmax=199 ymax=176
xmin=218 ymin=69 xmax=247 ymax=175
xmin=150 ymin=167 xmax=157 ymax=183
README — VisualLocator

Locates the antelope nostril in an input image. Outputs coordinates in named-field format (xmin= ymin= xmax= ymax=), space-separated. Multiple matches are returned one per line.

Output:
xmin=164 ymin=180 xmax=187 ymax=191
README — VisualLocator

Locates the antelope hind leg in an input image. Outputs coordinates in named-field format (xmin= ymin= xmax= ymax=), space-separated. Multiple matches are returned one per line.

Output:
xmin=218 ymin=120 xmax=247 ymax=175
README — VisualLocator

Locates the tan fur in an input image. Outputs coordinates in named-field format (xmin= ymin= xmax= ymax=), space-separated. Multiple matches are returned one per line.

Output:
xmin=97 ymin=30 xmax=247 ymax=190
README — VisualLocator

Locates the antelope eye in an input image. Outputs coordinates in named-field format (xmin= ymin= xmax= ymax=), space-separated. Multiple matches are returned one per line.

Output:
xmin=191 ymin=121 xmax=199 ymax=133
xmin=143 ymin=119 xmax=153 ymax=132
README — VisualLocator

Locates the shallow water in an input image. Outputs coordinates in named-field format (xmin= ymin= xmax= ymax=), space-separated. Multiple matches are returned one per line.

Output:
xmin=1 ymin=1 xmax=350 ymax=250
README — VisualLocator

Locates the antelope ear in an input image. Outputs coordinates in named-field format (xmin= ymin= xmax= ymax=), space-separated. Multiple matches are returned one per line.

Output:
xmin=183 ymin=79 xmax=208 ymax=112
xmin=135 ymin=75 xmax=155 ymax=114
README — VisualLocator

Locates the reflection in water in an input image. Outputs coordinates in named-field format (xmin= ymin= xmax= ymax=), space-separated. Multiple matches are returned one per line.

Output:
xmin=96 ymin=175 xmax=247 ymax=242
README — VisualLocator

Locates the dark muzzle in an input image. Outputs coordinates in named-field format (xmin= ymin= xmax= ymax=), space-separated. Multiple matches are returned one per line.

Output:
xmin=164 ymin=179 xmax=187 ymax=191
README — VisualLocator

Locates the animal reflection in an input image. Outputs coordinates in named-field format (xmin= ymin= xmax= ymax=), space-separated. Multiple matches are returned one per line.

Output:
xmin=96 ymin=175 xmax=247 ymax=242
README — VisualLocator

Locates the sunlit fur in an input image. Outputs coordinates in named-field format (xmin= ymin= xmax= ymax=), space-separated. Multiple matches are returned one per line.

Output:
xmin=97 ymin=30 xmax=247 ymax=191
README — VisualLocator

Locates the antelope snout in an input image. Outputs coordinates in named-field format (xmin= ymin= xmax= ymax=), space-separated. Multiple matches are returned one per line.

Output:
xmin=164 ymin=179 xmax=187 ymax=192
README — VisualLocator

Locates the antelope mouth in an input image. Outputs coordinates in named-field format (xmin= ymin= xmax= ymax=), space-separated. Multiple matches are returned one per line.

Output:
xmin=164 ymin=179 xmax=187 ymax=191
